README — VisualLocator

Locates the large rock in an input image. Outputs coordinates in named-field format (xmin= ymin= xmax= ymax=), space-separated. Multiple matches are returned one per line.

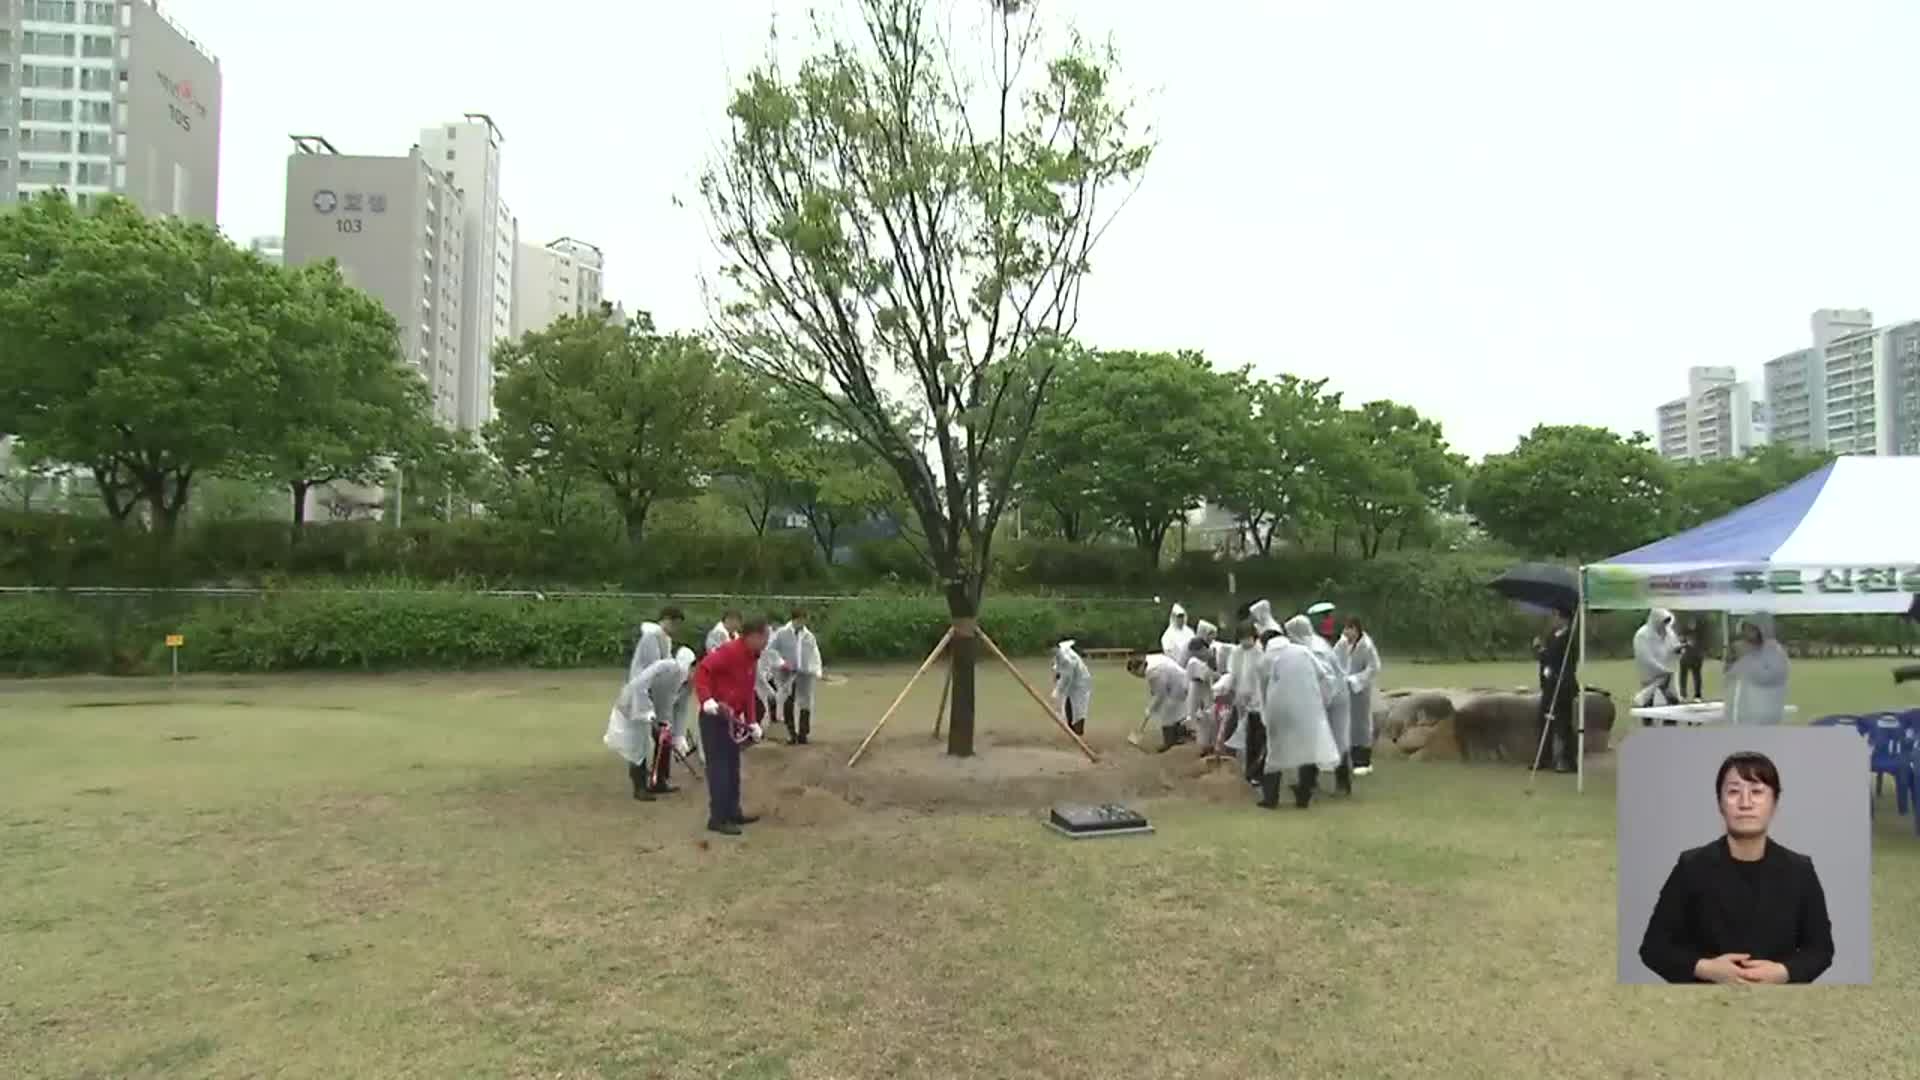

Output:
xmin=1373 ymin=687 xmax=1614 ymax=764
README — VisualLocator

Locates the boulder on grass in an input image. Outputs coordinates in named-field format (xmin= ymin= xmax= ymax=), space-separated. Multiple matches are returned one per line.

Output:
xmin=1375 ymin=687 xmax=1614 ymax=764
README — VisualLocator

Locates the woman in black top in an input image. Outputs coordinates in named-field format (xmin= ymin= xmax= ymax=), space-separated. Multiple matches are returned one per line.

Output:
xmin=1677 ymin=620 xmax=1707 ymax=701
xmin=1638 ymin=751 xmax=1834 ymax=984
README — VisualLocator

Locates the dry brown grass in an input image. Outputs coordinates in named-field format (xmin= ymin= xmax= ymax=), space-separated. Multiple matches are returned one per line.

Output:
xmin=2 ymin=658 xmax=1917 ymax=1077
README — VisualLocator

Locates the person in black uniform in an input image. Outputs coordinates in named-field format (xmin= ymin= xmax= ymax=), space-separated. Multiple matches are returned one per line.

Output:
xmin=1638 ymin=751 xmax=1834 ymax=984
xmin=1532 ymin=606 xmax=1578 ymax=774
xmin=1676 ymin=619 xmax=1707 ymax=701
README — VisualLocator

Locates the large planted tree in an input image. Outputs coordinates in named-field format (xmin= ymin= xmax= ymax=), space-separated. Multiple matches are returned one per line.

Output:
xmin=703 ymin=0 xmax=1152 ymax=754
xmin=487 ymin=312 xmax=738 ymax=545
xmin=246 ymin=261 xmax=432 ymax=526
xmin=1321 ymin=401 xmax=1465 ymax=558
xmin=1214 ymin=375 xmax=1346 ymax=556
xmin=1467 ymin=424 xmax=1674 ymax=559
xmin=0 ymin=194 xmax=281 ymax=531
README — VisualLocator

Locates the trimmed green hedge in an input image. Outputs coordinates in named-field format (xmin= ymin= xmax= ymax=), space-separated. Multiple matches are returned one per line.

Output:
xmin=0 ymin=591 xmax=1170 ymax=675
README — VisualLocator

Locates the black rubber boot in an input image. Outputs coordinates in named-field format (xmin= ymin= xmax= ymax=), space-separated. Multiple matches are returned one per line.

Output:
xmin=1335 ymin=760 xmax=1352 ymax=796
xmin=629 ymin=764 xmax=655 ymax=801
xmin=1257 ymin=772 xmax=1282 ymax=809
xmin=1294 ymin=765 xmax=1319 ymax=808
xmin=798 ymin=709 xmax=812 ymax=745
xmin=1070 ymin=719 xmax=1085 ymax=737
xmin=1352 ymin=745 xmax=1372 ymax=770
xmin=782 ymin=696 xmax=799 ymax=744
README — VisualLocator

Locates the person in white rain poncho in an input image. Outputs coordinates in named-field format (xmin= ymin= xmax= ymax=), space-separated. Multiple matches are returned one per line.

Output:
xmin=627 ymin=606 xmax=686 ymax=683
xmin=1161 ymin=603 xmax=1196 ymax=662
xmin=1260 ymin=620 xmax=1343 ymax=810
xmin=1182 ymin=639 xmax=1220 ymax=753
xmin=1222 ymin=621 xmax=1269 ymax=784
xmin=763 ymin=608 xmax=823 ymax=745
xmin=1247 ymin=598 xmax=1283 ymax=639
xmin=605 ymin=647 xmax=697 ymax=801
xmin=705 ymin=609 xmax=742 ymax=654
xmin=1291 ymin=614 xmax=1356 ymax=796
xmin=1633 ymin=608 xmax=1683 ymax=715
xmin=1336 ymin=616 xmax=1383 ymax=776
xmin=1196 ymin=619 xmax=1234 ymax=675
xmin=1128 ymin=652 xmax=1192 ymax=751
xmin=1051 ymin=637 xmax=1094 ymax=736
xmin=1725 ymin=615 xmax=1791 ymax=726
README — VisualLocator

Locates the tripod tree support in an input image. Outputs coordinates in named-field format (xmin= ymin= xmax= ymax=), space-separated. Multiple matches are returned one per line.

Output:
xmin=932 ymin=661 xmax=953 ymax=740
xmin=978 ymin=630 xmax=1099 ymax=763
xmin=848 ymin=629 xmax=954 ymax=767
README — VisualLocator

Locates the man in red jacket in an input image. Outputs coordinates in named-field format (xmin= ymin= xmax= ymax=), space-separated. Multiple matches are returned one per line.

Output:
xmin=693 ymin=617 xmax=772 ymax=835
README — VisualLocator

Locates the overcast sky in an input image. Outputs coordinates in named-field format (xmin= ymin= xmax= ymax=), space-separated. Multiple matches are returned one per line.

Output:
xmin=164 ymin=0 xmax=1920 ymax=458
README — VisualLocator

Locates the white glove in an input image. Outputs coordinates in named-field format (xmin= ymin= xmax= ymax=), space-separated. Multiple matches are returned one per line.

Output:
xmin=747 ymin=723 xmax=763 ymax=741
xmin=702 ymin=699 xmax=721 ymax=716
xmin=673 ymin=735 xmax=690 ymax=755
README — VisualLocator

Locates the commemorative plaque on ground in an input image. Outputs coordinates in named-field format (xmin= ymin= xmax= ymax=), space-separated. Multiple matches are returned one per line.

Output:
xmin=1046 ymin=802 xmax=1153 ymax=839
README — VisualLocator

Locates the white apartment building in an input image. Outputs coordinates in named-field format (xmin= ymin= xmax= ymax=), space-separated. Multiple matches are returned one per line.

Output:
xmin=418 ymin=115 xmax=515 ymax=432
xmin=512 ymin=236 xmax=606 ymax=337
xmin=247 ymin=233 xmax=281 ymax=265
xmin=1823 ymin=319 xmax=1920 ymax=457
xmin=1 ymin=0 xmax=220 ymax=220
xmin=1764 ymin=308 xmax=1874 ymax=451
xmin=1655 ymin=366 xmax=1765 ymax=463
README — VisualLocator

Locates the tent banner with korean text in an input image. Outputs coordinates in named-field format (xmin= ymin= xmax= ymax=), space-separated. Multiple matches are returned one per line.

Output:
xmin=1584 ymin=457 xmax=1920 ymax=615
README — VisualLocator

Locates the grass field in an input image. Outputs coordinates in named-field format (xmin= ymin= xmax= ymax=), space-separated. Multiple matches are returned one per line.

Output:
xmin=4 ymin=656 xmax=1919 ymax=1078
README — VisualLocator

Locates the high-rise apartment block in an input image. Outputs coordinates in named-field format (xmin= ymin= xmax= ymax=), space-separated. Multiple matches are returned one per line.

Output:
xmin=418 ymin=115 xmax=515 ymax=432
xmin=513 ymin=237 xmax=606 ymax=337
xmin=1656 ymin=366 xmax=1765 ymax=463
xmin=1821 ymin=319 xmax=1920 ymax=457
xmin=1765 ymin=308 xmax=1874 ymax=451
xmin=1 ymin=0 xmax=220 ymax=220
xmin=282 ymin=135 xmax=466 ymax=426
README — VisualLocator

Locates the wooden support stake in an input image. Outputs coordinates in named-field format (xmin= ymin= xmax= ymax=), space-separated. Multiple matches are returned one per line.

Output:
xmin=978 ymin=630 xmax=1099 ymax=763
xmin=932 ymin=661 xmax=953 ymax=739
xmin=848 ymin=629 xmax=954 ymax=768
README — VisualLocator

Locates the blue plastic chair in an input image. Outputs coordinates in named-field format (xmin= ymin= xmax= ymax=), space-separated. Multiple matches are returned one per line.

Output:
xmin=1866 ymin=716 xmax=1910 ymax=816
xmin=1905 ymin=737 xmax=1920 ymax=838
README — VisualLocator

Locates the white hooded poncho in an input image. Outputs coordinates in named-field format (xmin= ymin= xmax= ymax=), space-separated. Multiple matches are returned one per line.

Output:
xmin=1292 ymin=615 xmax=1352 ymax=755
xmin=627 ymin=621 xmax=673 ymax=683
xmin=1727 ymin=615 xmax=1790 ymax=725
xmin=1161 ymin=604 xmax=1195 ymax=661
xmin=1632 ymin=609 xmax=1680 ymax=690
xmin=1261 ymin=631 xmax=1342 ymax=775
xmin=1248 ymin=599 xmax=1283 ymax=638
xmin=705 ymin=621 xmax=737 ymax=654
xmin=605 ymin=649 xmax=696 ymax=767
xmin=1051 ymin=640 xmax=1093 ymax=720
xmin=1142 ymin=653 xmax=1189 ymax=731
xmin=1335 ymin=631 xmax=1382 ymax=748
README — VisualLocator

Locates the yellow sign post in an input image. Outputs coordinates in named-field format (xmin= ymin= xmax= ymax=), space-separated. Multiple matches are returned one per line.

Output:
xmin=165 ymin=635 xmax=185 ymax=684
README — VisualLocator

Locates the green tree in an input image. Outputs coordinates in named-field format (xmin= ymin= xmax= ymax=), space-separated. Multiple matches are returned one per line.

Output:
xmin=1023 ymin=349 xmax=1246 ymax=567
xmin=1667 ymin=444 xmax=1832 ymax=532
xmin=789 ymin=434 xmax=896 ymax=562
xmin=244 ymin=261 xmax=432 ymax=527
xmin=702 ymin=0 xmax=1152 ymax=755
xmin=0 ymin=194 xmax=281 ymax=531
xmin=715 ymin=380 xmax=820 ymax=537
xmin=487 ymin=313 xmax=738 ymax=545
xmin=1467 ymin=424 xmax=1674 ymax=559
xmin=1214 ymin=374 xmax=1346 ymax=556
xmin=1321 ymin=401 xmax=1466 ymax=559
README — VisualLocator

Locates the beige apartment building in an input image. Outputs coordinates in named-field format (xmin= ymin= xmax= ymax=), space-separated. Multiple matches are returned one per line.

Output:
xmin=512 ymin=236 xmax=606 ymax=337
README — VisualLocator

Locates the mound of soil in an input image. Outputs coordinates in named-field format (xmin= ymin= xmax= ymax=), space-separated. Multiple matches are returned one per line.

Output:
xmin=738 ymin=733 xmax=1221 ymax=815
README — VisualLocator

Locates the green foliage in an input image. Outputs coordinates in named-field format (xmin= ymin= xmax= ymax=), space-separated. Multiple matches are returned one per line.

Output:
xmin=0 ymin=194 xmax=287 ymax=530
xmin=1320 ymin=401 xmax=1467 ymax=559
xmin=704 ymin=0 xmax=1153 ymax=614
xmin=1668 ymin=445 xmax=1832 ymax=531
xmin=0 ymin=596 xmax=98 ymax=675
xmin=487 ymin=313 xmax=739 ymax=544
xmin=1214 ymin=375 xmax=1346 ymax=556
xmin=1467 ymin=425 xmax=1674 ymax=560
xmin=1022 ymin=349 xmax=1247 ymax=561
xmin=242 ymin=260 xmax=430 ymax=524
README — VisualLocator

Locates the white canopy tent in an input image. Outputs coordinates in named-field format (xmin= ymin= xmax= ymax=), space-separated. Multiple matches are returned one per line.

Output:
xmin=1565 ymin=457 xmax=1920 ymax=792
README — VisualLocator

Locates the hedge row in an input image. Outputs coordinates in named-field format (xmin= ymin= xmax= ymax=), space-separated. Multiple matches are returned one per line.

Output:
xmin=4 ymin=558 xmax=1912 ymax=676
xmin=0 ymin=592 xmax=1171 ymax=676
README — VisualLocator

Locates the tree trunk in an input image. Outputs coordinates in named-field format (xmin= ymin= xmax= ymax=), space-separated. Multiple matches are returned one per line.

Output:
xmin=622 ymin=500 xmax=649 ymax=546
xmin=944 ymin=578 xmax=979 ymax=758
xmin=290 ymin=481 xmax=311 ymax=529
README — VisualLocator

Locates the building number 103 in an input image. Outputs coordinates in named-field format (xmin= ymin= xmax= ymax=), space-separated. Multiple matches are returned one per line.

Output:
xmin=335 ymin=219 xmax=364 ymax=234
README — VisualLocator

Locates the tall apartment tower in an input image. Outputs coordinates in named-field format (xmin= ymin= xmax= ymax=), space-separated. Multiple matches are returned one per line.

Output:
xmin=1 ymin=0 xmax=220 ymax=220
xmin=1823 ymin=319 xmax=1920 ymax=457
xmin=282 ymin=135 xmax=466 ymax=427
xmin=1654 ymin=366 xmax=1763 ymax=463
xmin=512 ymin=237 xmax=607 ymax=337
xmin=1762 ymin=308 xmax=1873 ymax=451
xmin=418 ymin=115 xmax=515 ymax=432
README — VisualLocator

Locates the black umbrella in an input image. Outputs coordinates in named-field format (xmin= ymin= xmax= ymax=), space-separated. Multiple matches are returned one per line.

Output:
xmin=1488 ymin=563 xmax=1580 ymax=615
xmin=1896 ymin=664 xmax=1920 ymax=687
